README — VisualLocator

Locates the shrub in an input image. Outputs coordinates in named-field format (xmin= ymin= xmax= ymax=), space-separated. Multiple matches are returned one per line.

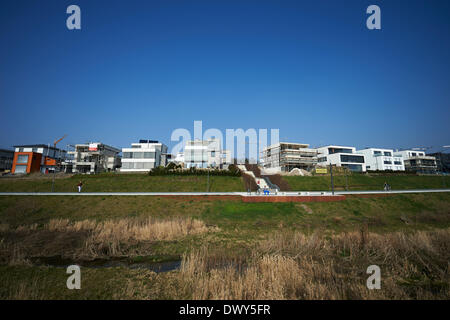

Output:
xmin=148 ymin=165 xmax=241 ymax=177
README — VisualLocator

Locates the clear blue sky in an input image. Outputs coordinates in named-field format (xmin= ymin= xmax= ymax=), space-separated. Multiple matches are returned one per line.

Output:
xmin=0 ymin=0 xmax=449 ymax=154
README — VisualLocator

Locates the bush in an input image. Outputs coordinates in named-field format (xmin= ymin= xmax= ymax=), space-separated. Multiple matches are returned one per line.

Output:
xmin=148 ymin=165 xmax=241 ymax=177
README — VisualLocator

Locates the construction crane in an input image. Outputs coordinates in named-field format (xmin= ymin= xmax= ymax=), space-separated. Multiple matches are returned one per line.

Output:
xmin=54 ymin=134 xmax=67 ymax=148
xmin=51 ymin=134 xmax=67 ymax=192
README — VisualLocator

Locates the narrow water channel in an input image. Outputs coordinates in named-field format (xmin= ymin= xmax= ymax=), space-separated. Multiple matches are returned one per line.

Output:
xmin=30 ymin=256 xmax=182 ymax=273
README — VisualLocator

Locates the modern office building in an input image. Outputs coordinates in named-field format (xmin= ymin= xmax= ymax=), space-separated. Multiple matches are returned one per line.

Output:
xmin=357 ymin=148 xmax=405 ymax=171
xmin=11 ymin=144 xmax=67 ymax=174
xmin=260 ymin=142 xmax=317 ymax=172
xmin=63 ymin=142 xmax=121 ymax=174
xmin=394 ymin=150 xmax=437 ymax=174
xmin=184 ymin=138 xmax=231 ymax=169
xmin=0 ymin=149 xmax=14 ymax=172
xmin=316 ymin=145 xmax=366 ymax=172
xmin=121 ymin=140 xmax=168 ymax=172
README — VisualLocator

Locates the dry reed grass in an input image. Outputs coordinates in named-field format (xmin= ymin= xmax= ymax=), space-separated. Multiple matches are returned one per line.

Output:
xmin=46 ymin=217 xmax=213 ymax=242
xmin=177 ymin=229 xmax=450 ymax=299
xmin=0 ymin=217 xmax=218 ymax=261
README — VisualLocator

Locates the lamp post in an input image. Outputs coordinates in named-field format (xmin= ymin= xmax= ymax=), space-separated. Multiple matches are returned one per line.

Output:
xmin=51 ymin=135 xmax=67 ymax=192
xmin=330 ymin=163 xmax=334 ymax=195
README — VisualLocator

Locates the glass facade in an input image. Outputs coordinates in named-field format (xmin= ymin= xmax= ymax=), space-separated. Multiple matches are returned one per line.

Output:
xmin=123 ymin=152 xmax=156 ymax=159
xmin=121 ymin=162 xmax=154 ymax=169
xmin=342 ymin=164 xmax=363 ymax=172
xmin=340 ymin=154 xmax=364 ymax=163
xmin=16 ymin=155 xmax=29 ymax=164
xmin=328 ymin=148 xmax=353 ymax=154
xmin=14 ymin=165 xmax=27 ymax=173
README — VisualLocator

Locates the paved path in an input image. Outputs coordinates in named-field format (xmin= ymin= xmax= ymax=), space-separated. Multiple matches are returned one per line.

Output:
xmin=0 ymin=189 xmax=449 ymax=196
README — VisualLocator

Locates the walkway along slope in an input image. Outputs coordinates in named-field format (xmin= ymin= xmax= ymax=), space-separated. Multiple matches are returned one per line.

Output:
xmin=0 ymin=189 xmax=449 ymax=202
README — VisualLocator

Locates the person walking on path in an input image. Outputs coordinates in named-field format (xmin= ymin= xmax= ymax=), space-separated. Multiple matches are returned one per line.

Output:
xmin=77 ymin=181 xmax=83 ymax=193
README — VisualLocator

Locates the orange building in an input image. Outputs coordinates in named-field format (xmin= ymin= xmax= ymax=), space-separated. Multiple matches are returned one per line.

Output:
xmin=12 ymin=144 xmax=66 ymax=174
xmin=12 ymin=152 xmax=42 ymax=174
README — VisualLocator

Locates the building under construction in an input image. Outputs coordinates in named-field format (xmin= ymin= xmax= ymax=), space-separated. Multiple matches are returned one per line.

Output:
xmin=63 ymin=142 xmax=121 ymax=174
xmin=261 ymin=142 xmax=318 ymax=173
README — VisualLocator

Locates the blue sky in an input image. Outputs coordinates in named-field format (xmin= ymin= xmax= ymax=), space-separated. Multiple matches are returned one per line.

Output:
xmin=0 ymin=0 xmax=449 ymax=154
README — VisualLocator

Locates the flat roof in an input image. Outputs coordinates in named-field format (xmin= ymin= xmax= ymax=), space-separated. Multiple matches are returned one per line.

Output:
xmin=73 ymin=143 xmax=120 ymax=152
xmin=265 ymin=142 xmax=310 ymax=149
xmin=13 ymin=144 xmax=66 ymax=151
xmin=357 ymin=147 xmax=394 ymax=151
xmin=317 ymin=145 xmax=355 ymax=149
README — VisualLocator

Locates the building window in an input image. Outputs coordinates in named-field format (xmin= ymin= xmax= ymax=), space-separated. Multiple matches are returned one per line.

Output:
xmin=342 ymin=164 xmax=362 ymax=172
xmin=394 ymin=161 xmax=402 ymax=165
xmin=14 ymin=165 xmax=27 ymax=173
xmin=340 ymin=155 xmax=364 ymax=163
xmin=143 ymin=152 xmax=156 ymax=159
xmin=318 ymin=157 xmax=327 ymax=162
xmin=143 ymin=162 xmax=154 ymax=169
xmin=329 ymin=148 xmax=352 ymax=154
xmin=17 ymin=155 xmax=29 ymax=164
xmin=374 ymin=151 xmax=382 ymax=155
xmin=384 ymin=161 xmax=392 ymax=165
xmin=383 ymin=151 xmax=392 ymax=156
xmin=135 ymin=162 xmax=144 ymax=169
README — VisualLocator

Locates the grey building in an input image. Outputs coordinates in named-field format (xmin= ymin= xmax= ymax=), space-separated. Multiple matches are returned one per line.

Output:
xmin=63 ymin=142 xmax=121 ymax=174
xmin=261 ymin=142 xmax=318 ymax=172
xmin=393 ymin=150 xmax=437 ymax=174
xmin=428 ymin=152 xmax=450 ymax=173
xmin=0 ymin=149 xmax=14 ymax=172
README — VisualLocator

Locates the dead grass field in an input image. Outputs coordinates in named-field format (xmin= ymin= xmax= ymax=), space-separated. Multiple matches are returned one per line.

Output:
xmin=173 ymin=229 xmax=450 ymax=299
xmin=0 ymin=217 xmax=218 ymax=263
xmin=1 ymin=228 xmax=448 ymax=300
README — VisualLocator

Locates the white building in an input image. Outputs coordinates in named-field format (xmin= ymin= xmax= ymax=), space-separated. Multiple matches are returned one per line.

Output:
xmin=184 ymin=138 xmax=231 ymax=169
xmin=63 ymin=142 xmax=121 ymax=174
xmin=121 ymin=140 xmax=168 ymax=172
xmin=393 ymin=150 xmax=437 ymax=174
xmin=316 ymin=145 xmax=366 ymax=172
xmin=357 ymin=148 xmax=405 ymax=171
xmin=260 ymin=142 xmax=317 ymax=173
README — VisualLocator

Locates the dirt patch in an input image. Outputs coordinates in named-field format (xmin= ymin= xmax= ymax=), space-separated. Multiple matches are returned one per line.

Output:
xmin=243 ymin=195 xmax=346 ymax=203
xmin=298 ymin=204 xmax=313 ymax=214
